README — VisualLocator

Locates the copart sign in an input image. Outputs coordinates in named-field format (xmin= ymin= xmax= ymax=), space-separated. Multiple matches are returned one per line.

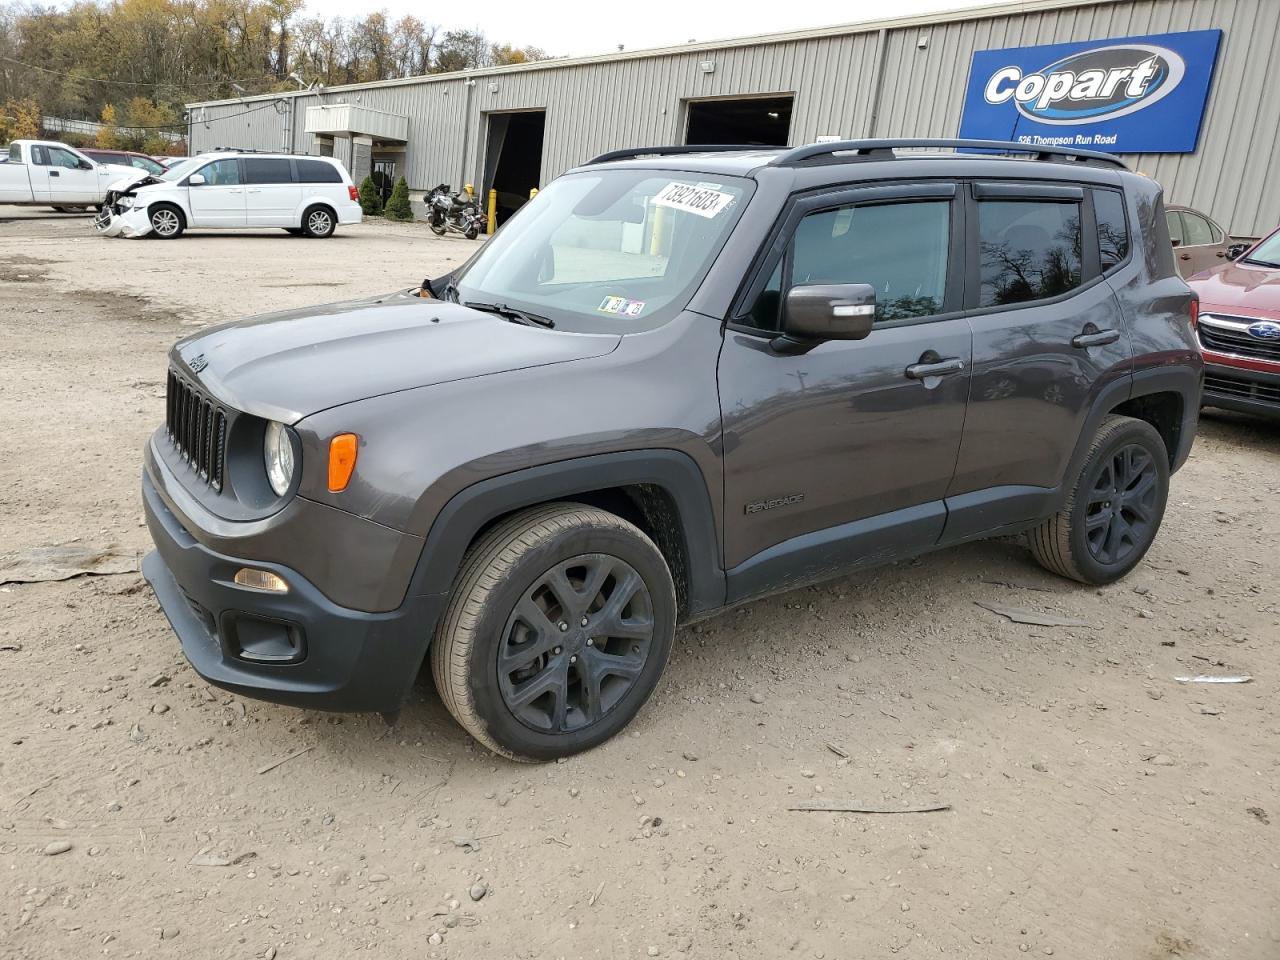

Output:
xmin=959 ymin=30 xmax=1222 ymax=153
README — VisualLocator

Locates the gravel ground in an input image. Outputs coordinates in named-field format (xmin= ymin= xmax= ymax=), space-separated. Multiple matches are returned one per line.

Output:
xmin=1 ymin=207 xmax=1278 ymax=960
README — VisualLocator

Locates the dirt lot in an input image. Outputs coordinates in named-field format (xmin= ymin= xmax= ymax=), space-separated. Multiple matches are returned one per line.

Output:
xmin=1 ymin=207 xmax=1277 ymax=960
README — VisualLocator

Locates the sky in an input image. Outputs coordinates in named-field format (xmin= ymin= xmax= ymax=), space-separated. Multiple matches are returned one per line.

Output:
xmin=298 ymin=0 xmax=987 ymax=58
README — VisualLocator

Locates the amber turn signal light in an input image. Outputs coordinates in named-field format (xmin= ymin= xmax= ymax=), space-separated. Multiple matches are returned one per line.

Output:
xmin=328 ymin=433 xmax=358 ymax=492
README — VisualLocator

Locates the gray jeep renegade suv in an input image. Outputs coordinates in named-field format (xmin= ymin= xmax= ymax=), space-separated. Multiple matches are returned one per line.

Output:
xmin=142 ymin=139 xmax=1202 ymax=760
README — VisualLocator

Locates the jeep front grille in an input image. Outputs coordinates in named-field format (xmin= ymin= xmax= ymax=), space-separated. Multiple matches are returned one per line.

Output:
xmin=1197 ymin=314 xmax=1280 ymax=364
xmin=165 ymin=370 xmax=227 ymax=492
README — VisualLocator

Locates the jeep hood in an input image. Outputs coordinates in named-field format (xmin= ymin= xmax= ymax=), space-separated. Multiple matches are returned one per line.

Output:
xmin=172 ymin=291 xmax=622 ymax=422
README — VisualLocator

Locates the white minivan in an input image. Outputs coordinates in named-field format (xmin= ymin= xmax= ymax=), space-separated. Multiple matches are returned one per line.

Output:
xmin=95 ymin=151 xmax=363 ymax=239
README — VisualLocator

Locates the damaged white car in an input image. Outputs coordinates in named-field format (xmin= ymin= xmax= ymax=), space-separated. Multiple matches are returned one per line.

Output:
xmin=96 ymin=151 xmax=362 ymax=239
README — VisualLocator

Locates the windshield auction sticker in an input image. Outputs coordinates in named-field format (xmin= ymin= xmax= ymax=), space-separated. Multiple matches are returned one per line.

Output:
xmin=652 ymin=182 xmax=735 ymax=219
xmin=598 ymin=296 xmax=646 ymax=317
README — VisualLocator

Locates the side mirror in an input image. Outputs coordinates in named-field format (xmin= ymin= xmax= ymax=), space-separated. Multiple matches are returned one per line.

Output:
xmin=1170 ymin=237 xmax=1181 ymax=248
xmin=776 ymin=283 xmax=876 ymax=350
xmin=1226 ymin=242 xmax=1249 ymax=261
xmin=188 ymin=173 xmax=206 ymax=186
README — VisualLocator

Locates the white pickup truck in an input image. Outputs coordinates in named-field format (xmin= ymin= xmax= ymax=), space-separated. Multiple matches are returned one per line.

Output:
xmin=0 ymin=139 xmax=141 ymax=210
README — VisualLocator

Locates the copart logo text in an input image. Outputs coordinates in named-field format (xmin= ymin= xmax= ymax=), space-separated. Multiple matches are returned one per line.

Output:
xmin=983 ymin=43 xmax=1185 ymax=125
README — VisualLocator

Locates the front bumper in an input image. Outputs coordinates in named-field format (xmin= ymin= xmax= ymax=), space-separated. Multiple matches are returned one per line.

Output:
xmin=95 ymin=204 xmax=151 ymax=239
xmin=142 ymin=470 xmax=445 ymax=711
xmin=1202 ymin=358 xmax=1280 ymax=420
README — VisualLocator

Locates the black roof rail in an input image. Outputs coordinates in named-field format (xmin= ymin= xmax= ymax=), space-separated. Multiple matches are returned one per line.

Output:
xmin=771 ymin=138 xmax=1128 ymax=170
xmin=586 ymin=144 xmax=772 ymax=165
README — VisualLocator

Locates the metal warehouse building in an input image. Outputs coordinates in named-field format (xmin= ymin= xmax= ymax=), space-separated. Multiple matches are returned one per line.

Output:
xmin=187 ymin=0 xmax=1280 ymax=237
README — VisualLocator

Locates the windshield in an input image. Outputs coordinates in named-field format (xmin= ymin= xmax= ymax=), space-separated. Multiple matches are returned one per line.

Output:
xmin=160 ymin=157 xmax=206 ymax=182
xmin=452 ymin=169 xmax=751 ymax=332
xmin=1243 ymin=229 xmax=1280 ymax=268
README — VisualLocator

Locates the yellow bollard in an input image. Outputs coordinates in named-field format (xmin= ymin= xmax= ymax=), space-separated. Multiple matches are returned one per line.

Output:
xmin=529 ymin=187 xmax=538 ymax=200
xmin=487 ymin=188 xmax=497 ymax=235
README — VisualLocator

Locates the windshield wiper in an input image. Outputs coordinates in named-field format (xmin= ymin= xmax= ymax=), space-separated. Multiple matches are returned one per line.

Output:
xmin=463 ymin=300 xmax=555 ymax=328
xmin=1241 ymin=257 xmax=1280 ymax=269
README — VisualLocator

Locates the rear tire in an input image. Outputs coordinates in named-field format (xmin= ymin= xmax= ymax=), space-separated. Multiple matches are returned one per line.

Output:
xmin=431 ymin=504 xmax=676 ymax=762
xmin=147 ymin=203 xmax=184 ymax=239
xmin=302 ymin=205 xmax=335 ymax=238
xmin=1029 ymin=415 xmax=1169 ymax=584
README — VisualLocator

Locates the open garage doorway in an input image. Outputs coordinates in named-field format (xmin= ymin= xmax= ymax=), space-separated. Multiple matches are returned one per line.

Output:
xmin=685 ymin=95 xmax=793 ymax=146
xmin=484 ymin=110 xmax=546 ymax=227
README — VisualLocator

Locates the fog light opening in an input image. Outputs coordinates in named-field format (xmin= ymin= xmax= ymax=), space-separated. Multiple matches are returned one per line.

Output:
xmin=234 ymin=568 xmax=289 ymax=593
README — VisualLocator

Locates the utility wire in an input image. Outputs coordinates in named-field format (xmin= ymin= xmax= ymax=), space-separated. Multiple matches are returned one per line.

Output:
xmin=0 ymin=53 xmax=283 ymax=91
xmin=100 ymin=97 xmax=292 ymax=130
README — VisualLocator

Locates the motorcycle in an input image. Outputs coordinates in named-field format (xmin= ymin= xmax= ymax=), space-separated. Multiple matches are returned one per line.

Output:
xmin=427 ymin=184 xmax=482 ymax=240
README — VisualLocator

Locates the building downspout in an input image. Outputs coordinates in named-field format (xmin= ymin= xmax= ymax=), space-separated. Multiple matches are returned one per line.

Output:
xmin=459 ymin=77 xmax=475 ymax=189
xmin=867 ymin=28 xmax=891 ymax=138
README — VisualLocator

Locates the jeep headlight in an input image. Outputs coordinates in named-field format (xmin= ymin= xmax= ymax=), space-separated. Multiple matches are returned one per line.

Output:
xmin=264 ymin=421 xmax=296 ymax=496
xmin=117 ymin=195 xmax=135 ymax=209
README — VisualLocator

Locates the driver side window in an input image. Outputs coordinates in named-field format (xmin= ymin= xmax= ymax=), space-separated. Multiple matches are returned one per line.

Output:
xmin=199 ymin=159 xmax=241 ymax=186
xmin=745 ymin=199 xmax=952 ymax=331
xmin=48 ymin=147 xmax=83 ymax=170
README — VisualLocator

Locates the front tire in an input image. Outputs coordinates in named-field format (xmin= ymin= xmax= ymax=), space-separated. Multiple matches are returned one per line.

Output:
xmin=431 ymin=504 xmax=676 ymax=762
xmin=1029 ymin=415 xmax=1169 ymax=584
xmin=147 ymin=203 xmax=184 ymax=239
xmin=302 ymin=205 xmax=335 ymax=238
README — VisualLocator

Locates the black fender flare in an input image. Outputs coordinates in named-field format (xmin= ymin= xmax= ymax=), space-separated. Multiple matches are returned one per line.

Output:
xmin=403 ymin=450 xmax=727 ymax=617
xmin=1059 ymin=363 xmax=1202 ymax=510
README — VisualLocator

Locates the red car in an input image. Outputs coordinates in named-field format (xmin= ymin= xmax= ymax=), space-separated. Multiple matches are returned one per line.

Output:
xmin=1188 ymin=226 xmax=1280 ymax=419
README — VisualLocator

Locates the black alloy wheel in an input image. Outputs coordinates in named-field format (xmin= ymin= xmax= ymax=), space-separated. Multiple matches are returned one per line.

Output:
xmin=1083 ymin=443 xmax=1160 ymax=565
xmin=498 ymin=554 xmax=655 ymax=734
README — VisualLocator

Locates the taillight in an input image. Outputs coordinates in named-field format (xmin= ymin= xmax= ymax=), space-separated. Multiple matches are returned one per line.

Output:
xmin=348 ymin=185 xmax=359 ymax=202
xmin=1190 ymin=297 xmax=1199 ymax=328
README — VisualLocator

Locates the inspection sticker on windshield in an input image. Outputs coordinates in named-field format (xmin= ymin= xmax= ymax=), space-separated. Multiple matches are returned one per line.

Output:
xmin=598 ymin=296 xmax=646 ymax=317
xmin=652 ymin=182 xmax=735 ymax=219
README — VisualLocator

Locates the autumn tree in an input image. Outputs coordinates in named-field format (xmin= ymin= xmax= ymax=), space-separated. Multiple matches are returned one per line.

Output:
xmin=0 ymin=96 xmax=40 ymax=139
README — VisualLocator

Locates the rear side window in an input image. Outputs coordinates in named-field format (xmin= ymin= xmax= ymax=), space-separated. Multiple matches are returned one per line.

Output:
xmin=244 ymin=158 xmax=294 ymax=184
xmin=1093 ymin=190 xmax=1129 ymax=271
xmin=132 ymin=156 xmax=165 ymax=174
xmin=790 ymin=200 xmax=951 ymax=322
xmin=1166 ymin=211 xmax=1185 ymax=246
xmin=296 ymin=158 xmax=343 ymax=183
xmin=8 ymin=143 xmax=20 ymax=162
xmin=978 ymin=200 xmax=1082 ymax=307
xmin=1182 ymin=212 xmax=1215 ymax=246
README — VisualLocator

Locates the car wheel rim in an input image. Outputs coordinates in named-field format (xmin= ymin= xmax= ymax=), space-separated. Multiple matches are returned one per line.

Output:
xmin=498 ymin=554 xmax=655 ymax=734
xmin=1084 ymin=443 xmax=1159 ymax=565
xmin=308 ymin=212 xmax=331 ymax=234
xmin=153 ymin=211 xmax=178 ymax=235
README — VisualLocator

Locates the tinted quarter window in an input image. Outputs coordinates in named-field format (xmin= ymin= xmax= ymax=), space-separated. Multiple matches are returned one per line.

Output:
xmin=1094 ymin=190 xmax=1129 ymax=271
xmin=791 ymin=200 xmax=950 ymax=322
xmin=244 ymin=158 xmax=294 ymax=184
xmin=1165 ymin=210 xmax=1184 ymax=246
xmin=295 ymin=158 xmax=343 ymax=183
xmin=978 ymin=200 xmax=1082 ymax=306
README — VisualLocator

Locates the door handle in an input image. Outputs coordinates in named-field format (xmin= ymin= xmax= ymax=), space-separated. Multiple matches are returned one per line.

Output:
xmin=247 ymin=188 xmax=261 ymax=194
xmin=1071 ymin=328 xmax=1121 ymax=348
xmin=905 ymin=357 xmax=965 ymax=380
xmin=1179 ymin=253 xmax=1191 ymax=260
xmin=49 ymin=170 xmax=60 ymax=177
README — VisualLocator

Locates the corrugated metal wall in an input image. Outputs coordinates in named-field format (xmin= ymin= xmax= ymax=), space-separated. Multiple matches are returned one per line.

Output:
xmin=189 ymin=0 xmax=1280 ymax=236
